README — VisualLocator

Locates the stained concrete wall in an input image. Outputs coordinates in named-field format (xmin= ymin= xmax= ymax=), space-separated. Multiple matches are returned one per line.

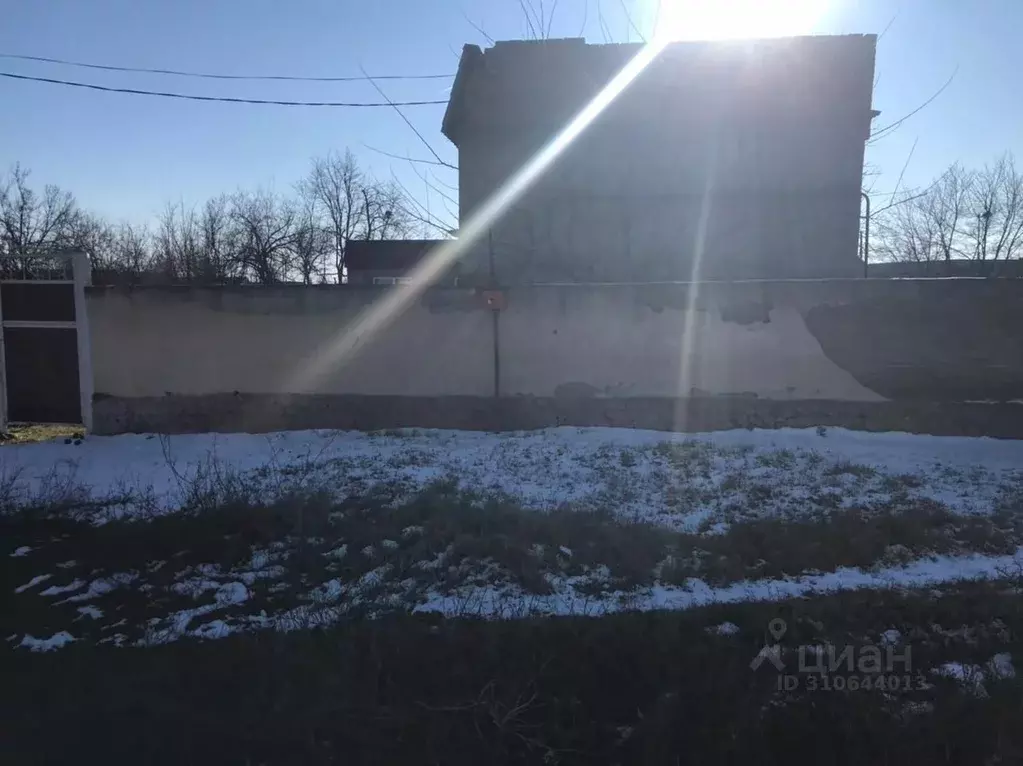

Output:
xmin=87 ymin=286 xmax=493 ymax=398
xmin=87 ymin=280 xmax=1023 ymax=435
xmin=497 ymin=284 xmax=882 ymax=401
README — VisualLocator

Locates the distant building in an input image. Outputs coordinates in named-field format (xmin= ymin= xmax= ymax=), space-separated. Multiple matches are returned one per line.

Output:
xmin=442 ymin=36 xmax=878 ymax=282
xmin=345 ymin=239 xmax=450 ymax=285
xmin=868 ymin=260 xmax=1023 ymax=279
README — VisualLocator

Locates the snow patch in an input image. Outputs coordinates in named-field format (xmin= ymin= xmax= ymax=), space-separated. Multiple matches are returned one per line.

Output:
xmin=988 ymin=652 xmax=1016 ymax=680
xmin=708 ymin=621 xmax=741 ymax=636
xmin=880 ymin=629 xmax=902 ymax=645
xmin=416 ymin=548 xmax=1023 ymax=618
xmin=61 ymin=573 xmax=138 ymax=603
xmin=10 ymin=546 xmax=32 ymax=557
xmin=14 ymin=574 xmax=52 ymax=593
xmin=215 ymin=581 xmax=249 ymax=606
xmin=3 ymin=426 xmax=1023 ymax=528
xmin=192 ymin=620 xmax=233 ymax=639
xmin=932 ymin=662 xmax=987 ymax=696
xmin=20 ymin=631 xmax=76 ymax=652
xmin=39 ymin=579 xmax=86 ymax=597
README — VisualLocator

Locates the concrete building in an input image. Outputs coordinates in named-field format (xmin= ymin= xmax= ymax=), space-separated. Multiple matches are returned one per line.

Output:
xmin=442 ymin=36 xmax=877 ymax=283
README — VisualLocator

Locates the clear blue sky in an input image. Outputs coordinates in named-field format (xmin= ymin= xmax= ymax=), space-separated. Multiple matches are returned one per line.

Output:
xmin=1 ymin=0 xmax=1020 ymax=226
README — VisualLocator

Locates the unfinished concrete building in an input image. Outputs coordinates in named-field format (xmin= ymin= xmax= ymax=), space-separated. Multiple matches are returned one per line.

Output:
xmin=442 ymin=35 xmax=877 ymax=282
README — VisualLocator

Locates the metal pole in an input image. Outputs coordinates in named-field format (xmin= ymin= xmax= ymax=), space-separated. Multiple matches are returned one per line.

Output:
xmin=488 ymin=229 xmax=500 ymax=398
xmin=861 ymin=190 xmax=870 ymax=278
xmin=72 ymin=252 xmax=94 ymax=433
xmin=0 ymin=276 xmax=7 ymax=434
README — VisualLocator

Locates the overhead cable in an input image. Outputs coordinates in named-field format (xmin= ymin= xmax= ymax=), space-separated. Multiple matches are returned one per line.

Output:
xmin=0 ymin=52 xmax=454 ymax=82
xmin=0 ymin=71 xmax=448 ymax=107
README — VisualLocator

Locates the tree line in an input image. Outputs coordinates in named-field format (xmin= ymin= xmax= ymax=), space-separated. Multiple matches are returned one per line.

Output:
xmin=874 ymin=151 xmax=1023 ymax=273
xmin=8 ymin=146 xmax=1021 ymax=283
xmin=0 ymin=151 xmax=436 ymax=284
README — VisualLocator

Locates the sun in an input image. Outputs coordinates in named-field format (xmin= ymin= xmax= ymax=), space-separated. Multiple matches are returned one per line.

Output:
xmin=653 ymin=0 xmax=827 ymax=41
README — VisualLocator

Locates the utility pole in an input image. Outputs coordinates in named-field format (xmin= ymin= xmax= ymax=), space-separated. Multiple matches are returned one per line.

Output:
xmin=861 ymin=190 xmax=871 ymax=278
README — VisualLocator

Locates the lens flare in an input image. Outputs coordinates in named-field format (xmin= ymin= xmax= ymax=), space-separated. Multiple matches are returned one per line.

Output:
xmin=290 ymin=1 xmax=826 ymax=416
xmin=288 ymin=39 xmax=672 ymax=394
xmin=655 ymin=0 xmax=826 ymax=42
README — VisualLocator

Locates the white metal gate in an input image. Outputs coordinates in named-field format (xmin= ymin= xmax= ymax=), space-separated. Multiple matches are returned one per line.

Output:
xmin=0 ymin=251 xmax=93 ymax=432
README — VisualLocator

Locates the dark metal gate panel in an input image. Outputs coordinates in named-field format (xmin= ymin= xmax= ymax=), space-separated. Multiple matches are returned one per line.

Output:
xmin=4 ymin=327 xmax=81 ymax=423
xmin=1 ymin=283 xmax=76 ymax=322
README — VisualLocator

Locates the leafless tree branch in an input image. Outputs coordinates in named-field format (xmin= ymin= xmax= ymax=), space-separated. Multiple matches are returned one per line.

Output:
xmin=360 ymin=67 xmax=455 ymax=169
xmin=390 ymin=170 xmax=457 ymax=236
xmin=411 ymin=164 xmax=458 ymax=208
xmin=869 ymin=67 xmax=958 ymax=144
xmin=619 ymin=0 xmax=646 ymax=42
xmin=460 ymin=8 xmax=496 ymax=44
xmin=363 ymin=143 xmax=457 ymax=169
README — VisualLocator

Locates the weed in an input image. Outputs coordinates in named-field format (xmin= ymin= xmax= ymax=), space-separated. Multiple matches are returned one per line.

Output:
xmin=6 ymin=584 xmax=1023 ymax=764
xmin=881 ymin=473 xmax=926 ymax=494
xmin=824 ymin=460 xmax=878 ymax=479
xmin=755 ymin=449 xmax=798 ymax=470
xmin=0 ymin=423 xmax=81 ymax=446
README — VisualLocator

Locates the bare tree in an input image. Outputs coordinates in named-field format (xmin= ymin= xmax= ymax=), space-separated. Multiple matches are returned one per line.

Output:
xmin=299 ymin=150 xmax=413 ymax=280
xmin=963 ymin=153 xmax=1023 ymax=271
xmin=878 ymin=163 xmax=974 ymax=265
xmin=111 ymin=222 xmax=154 ymax=281
xmin=874 ymin=194 xmax=942 ymax=265
xmin=300 ymin=151 xmax=361 ymax=280
xmin=229 ymin=189 xmax=297 ymax=284
xmin=926 ymin=163 xmax=974 ymax=262
xmin=2 ymin=151 xmax=426 ymax=285
xmin=67 ymin=211 xmax=114 ymax=269
xmin=155 ymin=201 xmax=202 ymax=282
xmin=292 ymin=196 xmax=331 ymax=284
xmin=873 ymin=154 xmax=1023 ymax=275
xmin=0 ymin=164 xmax=81 ymax=275
xmin=198 ymin=194 xmax=237 ymax=283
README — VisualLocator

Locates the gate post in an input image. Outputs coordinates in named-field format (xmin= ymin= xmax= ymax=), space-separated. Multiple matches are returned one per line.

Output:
xmin=0 ymin=277 xmax=6 ymax=434
xmin=72 ymin=252 xmax=94 ymax=434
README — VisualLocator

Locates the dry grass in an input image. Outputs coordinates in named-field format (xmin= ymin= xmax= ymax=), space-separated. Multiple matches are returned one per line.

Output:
xmin=8 ymin=477 xmax=1023 ymax=646
xmin=5 ymin=582 xmax=1023 ymax=764
xmin=1 ymin=423 xmax=83 ymax=446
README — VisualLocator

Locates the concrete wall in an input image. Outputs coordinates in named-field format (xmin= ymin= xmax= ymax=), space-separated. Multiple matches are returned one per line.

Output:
xmin=87 ymin=280 xmax=1023 ymax=435
xmin=450 ymin=36 xmax=875 ymax=282
xmin=88 ymin=286 xmax=493 ymax=398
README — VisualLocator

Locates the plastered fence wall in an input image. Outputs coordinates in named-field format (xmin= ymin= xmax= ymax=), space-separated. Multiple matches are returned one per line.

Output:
xmin=87 ymin=280 xmax=1023 ymax=436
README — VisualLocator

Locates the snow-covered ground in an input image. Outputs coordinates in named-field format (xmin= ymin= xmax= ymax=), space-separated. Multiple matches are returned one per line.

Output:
xmin=3 ymin=426 xmax=1022 ymax=527
xmin=6 ymin=426 xmax=1023 ymax=649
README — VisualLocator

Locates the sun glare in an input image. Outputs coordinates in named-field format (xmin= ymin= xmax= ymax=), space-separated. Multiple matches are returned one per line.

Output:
xmin=654 ymin=0 xmax=827 ymax=42
xmin=290 ymin=0 xmax=830 ymax=395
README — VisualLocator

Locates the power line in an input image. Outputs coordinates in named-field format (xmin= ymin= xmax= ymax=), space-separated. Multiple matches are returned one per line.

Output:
xmin=0 ymin=71 xmax=448 ymax=107
xmin=0 ymin=52 xmax=454 ymax=82
xmin=361 ymin=68 xmax=456 ymax=167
